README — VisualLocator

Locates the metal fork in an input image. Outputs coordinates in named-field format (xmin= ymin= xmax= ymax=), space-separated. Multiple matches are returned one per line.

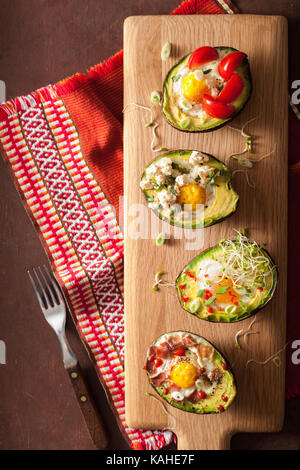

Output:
xmin=28 ymin=266 xmax=108 ymax=449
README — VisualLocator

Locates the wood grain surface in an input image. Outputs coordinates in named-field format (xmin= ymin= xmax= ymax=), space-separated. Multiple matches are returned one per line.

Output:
xmin=124 ymin=15 xmax=288 ymax=449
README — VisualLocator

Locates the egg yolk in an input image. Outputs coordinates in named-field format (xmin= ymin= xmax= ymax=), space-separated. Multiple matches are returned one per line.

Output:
xmin=213 ymin=278 xmax=240 ymax=305
xmin=177 ymin=184 xmax=206 ymax=210
xmin=181 ymin=74 xmax=209 ymax=103
xmin=170 ymin=361 xmax=198 ymax=388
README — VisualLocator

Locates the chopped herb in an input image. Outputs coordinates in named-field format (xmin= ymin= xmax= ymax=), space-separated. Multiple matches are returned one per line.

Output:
xmin=208 ymin=168 xmax=219 ymax=185
xmin=238 ymin=300 xmax=248 ymax=312
xmin=180 ymin=117 xmax=191 ymax=129
xmin=197 ymin=289 xmax=204 ymax=297
xmin=170 ymin=186 xmax=177 ymax=196
xmin=153 ymin=182 xmax=167 ymax=191
xmin=215 ymin=285 xmax=230 ymax=294
xmin=172 ymin=74 xmax=181 ymax=82
xmin=190 ymin=299 xmax=200 ymax=313
xmin=171 ymin=161 xmax=190 ymax=174
xmin=156 ymin=233 xmax=166 ymax=247
xmin=204 ymin=296 xmax=216 ymax=306
xmin=205 ymin=279 xmax=211 ymax=286
xmin=146 ymin=196 xmax=154 ymax=202
xmin=161 ymin=42 xmax=171 ymax=60
xmin=168 ymin=176 xmax=176 ymax=185
xmin=151 ymin=91 xmax=161 ymax=103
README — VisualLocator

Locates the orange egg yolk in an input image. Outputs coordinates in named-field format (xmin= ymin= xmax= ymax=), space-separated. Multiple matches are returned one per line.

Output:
xmin=177 ymin=184 xmax=206 ymax=210
xmin=170 ymin=361 xmax=198 ymax=388
xmin=212 ymin=278 xmax=240 ymax=305
xmin=181 ymin=75 xmax=209 ymax=103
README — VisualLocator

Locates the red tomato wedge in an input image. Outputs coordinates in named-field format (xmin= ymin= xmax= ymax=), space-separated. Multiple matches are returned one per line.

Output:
xmin=218 ymin=51 xmax=247 ymax=80
xmin=217 ymin=74 xmax=244 ymax=104
xmin=202 ymin=94 xmax=234 ymax=119
xmin=188 ymin=46 xmax=219 ymax=70
xmin=155 ymin=358 xmax=163 ymax=367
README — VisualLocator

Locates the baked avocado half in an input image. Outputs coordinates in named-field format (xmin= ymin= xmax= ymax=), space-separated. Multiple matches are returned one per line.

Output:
xmin=176 ymin=234 xmax=277 ymax=322
xmin=145 ymin=331 xmax=236 ymax=414
xmin=140 ymin=150 xmax=239 ymax=229
xmin=162 ymin=46 xmax=252 ymax=132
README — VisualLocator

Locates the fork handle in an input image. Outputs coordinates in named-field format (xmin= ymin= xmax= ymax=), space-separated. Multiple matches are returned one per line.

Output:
xmin=67 ymin=364 xmax=108 ymax=449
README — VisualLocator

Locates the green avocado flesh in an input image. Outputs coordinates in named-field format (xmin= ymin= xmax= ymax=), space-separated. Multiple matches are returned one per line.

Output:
xmin=176 ymin=241 xmax=277 ymax=322
xmin=141 ymin=150 xmax=239 ymax=229
xmin=162 ymin=47 xmax=252 ymax=132
xmin=146 ymin=332 xmax=236 ymax=414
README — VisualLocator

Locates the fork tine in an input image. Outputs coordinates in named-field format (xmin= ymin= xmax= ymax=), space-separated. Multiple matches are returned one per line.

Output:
xmin=43 ymin=265 xmax=64 ymax=304
xmin=33 ymin=267 xmax=51 ymax=309
xmin=27 ymin=270 xmax=45 ymax=310
xmin=38 ymin=266 xmax=56 ymax=306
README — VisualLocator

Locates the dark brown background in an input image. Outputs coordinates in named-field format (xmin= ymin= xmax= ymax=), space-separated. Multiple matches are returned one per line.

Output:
xmin=0 ymin=0 xmax=299 ymax=450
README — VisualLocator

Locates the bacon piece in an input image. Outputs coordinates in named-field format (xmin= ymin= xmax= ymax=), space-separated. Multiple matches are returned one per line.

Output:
xmin=151 ymin=372 xmax=168 ymax=387
xmin=197 ymin=343 xmax=214 ymax=359
xmin=166 ymin=334 xmax=182 ymax=348
xmin=146 ymin=360 xmax=156 ymax=374
xmin=182 ymin=334 xmax=198 ymax=348
xmin=168 ymin=383 xmax=181 ymax=393
xmin=187 ymin=390 xmax=200 ymax=404
xmin=148 ymin=345 xmax=156 ymax=357
xmin=210 ymin=368 xmax=223 ymax=384
xmin=156 ymin=342 xmax=173 ymax=359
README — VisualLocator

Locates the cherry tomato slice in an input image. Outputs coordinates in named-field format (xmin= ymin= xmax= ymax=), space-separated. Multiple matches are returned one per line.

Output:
xmin=218 ymin=51 xmax=247 ymax=80
xmin=198 ymin=390 xmax=207 ymax=399
xmin=173 ymin=348 xmax=186 ymax=357
xmin=202 ymin=94 xmax=234 ymax=119
xmin=188 ymin=46 xmax=219 ymax=70
xmin=217 ymin=73 xmax=244 ymax=104
xmin=155 ymin=358 xmax=163 ymax=367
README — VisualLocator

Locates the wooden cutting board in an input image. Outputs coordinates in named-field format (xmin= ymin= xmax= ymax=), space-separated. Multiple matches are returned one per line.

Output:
xmin=123 ymin=15 xmax=288 ymax=450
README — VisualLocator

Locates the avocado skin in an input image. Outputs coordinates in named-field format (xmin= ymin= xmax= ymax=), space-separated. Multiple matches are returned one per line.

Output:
xmin=162 ymin=46 xmax=252 ymax=133
xmin=146 ymin=330 xmax=237 ymax=414
xmin=141 ymin=150 xmax=239 ymax=229
xmin=175 ymin=243 xmax=278 ymax=323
